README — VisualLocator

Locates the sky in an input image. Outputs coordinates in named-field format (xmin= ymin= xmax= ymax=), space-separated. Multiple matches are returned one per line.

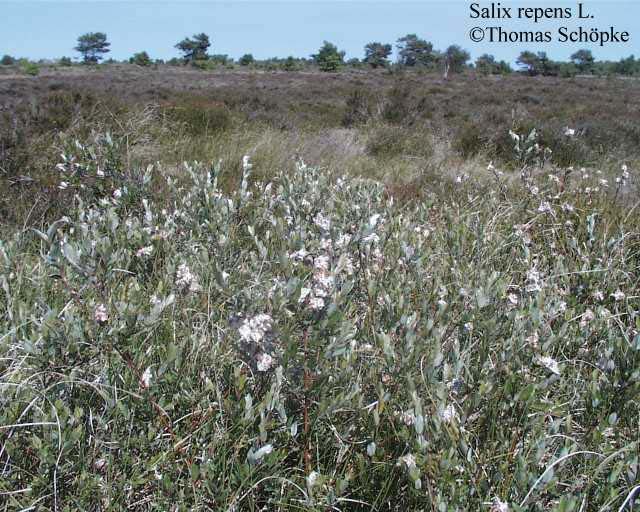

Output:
xmin=0 ymin=1 xmax=639 ymax=65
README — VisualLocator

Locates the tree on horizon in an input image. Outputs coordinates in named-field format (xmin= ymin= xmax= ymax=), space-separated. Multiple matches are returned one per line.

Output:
xmin=75 ymin=32 xmax=110 ymax=63
xmin=517 ymin=50 xmax=540 ymax=75
xmin=396 ymin=34 xmax=436 ymax=67
xmin=176 ymin=33 xmax=211 ymax=63
xmin=571 ymin=49 xmax=595 ymax=73
xmin=312 ymin=41 xmax=345 ymax=72
xmin=364 ymin=42 xmax=392 ymax=68
xmin=441 ymin=44 xmax=470 ymax=78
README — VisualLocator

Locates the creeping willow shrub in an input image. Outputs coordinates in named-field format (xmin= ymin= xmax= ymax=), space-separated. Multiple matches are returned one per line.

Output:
xmin=0 ymin=134 xmax=638 ymax=510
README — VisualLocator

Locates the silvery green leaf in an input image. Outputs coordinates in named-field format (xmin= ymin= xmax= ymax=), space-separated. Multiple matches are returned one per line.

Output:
xmin=367 ymin=442 xmax=376 ymax=456
xmin=145 ymin=294 xmax=175 ymax=325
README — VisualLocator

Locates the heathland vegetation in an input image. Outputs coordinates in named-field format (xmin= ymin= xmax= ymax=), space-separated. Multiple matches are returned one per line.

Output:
xmin=0 ymin=31 xmax=639 ymax=511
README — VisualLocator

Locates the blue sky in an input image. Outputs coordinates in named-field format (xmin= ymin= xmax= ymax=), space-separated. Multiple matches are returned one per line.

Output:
xmin=1 ymin=1 xmax=638 ymax=64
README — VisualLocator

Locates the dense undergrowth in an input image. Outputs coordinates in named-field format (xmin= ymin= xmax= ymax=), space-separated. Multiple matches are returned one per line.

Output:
xmin=3 ymin=73 xmax=640 ymax=236
xmin=0 ymin=120 xmax=639 ymax=509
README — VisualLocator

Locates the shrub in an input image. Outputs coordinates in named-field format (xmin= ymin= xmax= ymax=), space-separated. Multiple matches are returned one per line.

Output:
xmin=342 ymin=88 xmax=373 ymax=127
xmin=365 ymin=124 xmax=433 ymax=160
xmin=33 ymin=91 xmax=99 ymax=132
xmin=192 ymin=59 xmax=215 ymax=71
xmin=281 ymin=56 xmax=300 ymax=72
xmin=131 ymin=51 xmax=152 ymax=67
xmin=487 ymin=121 xmax=538 ymax=165
xmin=452 ymin=121 xmax=488 ymax=158
xmin=558 ymin=62 xmax=579 ymax=78
xmin=0 ymin=114 xmax=29 ymax=179
xmin=537 ymin=127 xmax=587 ymax=167
xmin=382 ymin=85 xmax=420 ymax=125
xmin=22 ymin=61 xmax=40 ymax=76
xmin=2 ymin=150 xmax=637 ymax=510
xmin=166 ymin=97 xmax=232 ymax=135
xmin=210 ymin=54 xmax=230 ymax=65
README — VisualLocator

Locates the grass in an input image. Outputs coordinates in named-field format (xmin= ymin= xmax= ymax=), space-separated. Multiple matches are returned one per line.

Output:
xmin=0 ymin=66 xmax=639 ymax=510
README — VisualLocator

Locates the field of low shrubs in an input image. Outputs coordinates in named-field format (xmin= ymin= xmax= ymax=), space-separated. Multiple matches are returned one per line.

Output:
xmin=1 ymin=110 xmax=639 ymax=509
xmin=0 ymin=69 xmax=639 ymax=510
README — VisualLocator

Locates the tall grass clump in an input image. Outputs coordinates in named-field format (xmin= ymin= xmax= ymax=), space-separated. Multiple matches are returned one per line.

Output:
xmin=0 ymin=131 xmax=638 ymax=510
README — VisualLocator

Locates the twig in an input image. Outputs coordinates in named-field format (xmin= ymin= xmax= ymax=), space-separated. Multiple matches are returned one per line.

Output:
xmin=303 ymin=328 xmax=311 ymax=473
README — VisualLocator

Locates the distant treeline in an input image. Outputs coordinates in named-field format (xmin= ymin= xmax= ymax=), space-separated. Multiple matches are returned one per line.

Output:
xmin=2 ymin=32 xmax=639 ymax=77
